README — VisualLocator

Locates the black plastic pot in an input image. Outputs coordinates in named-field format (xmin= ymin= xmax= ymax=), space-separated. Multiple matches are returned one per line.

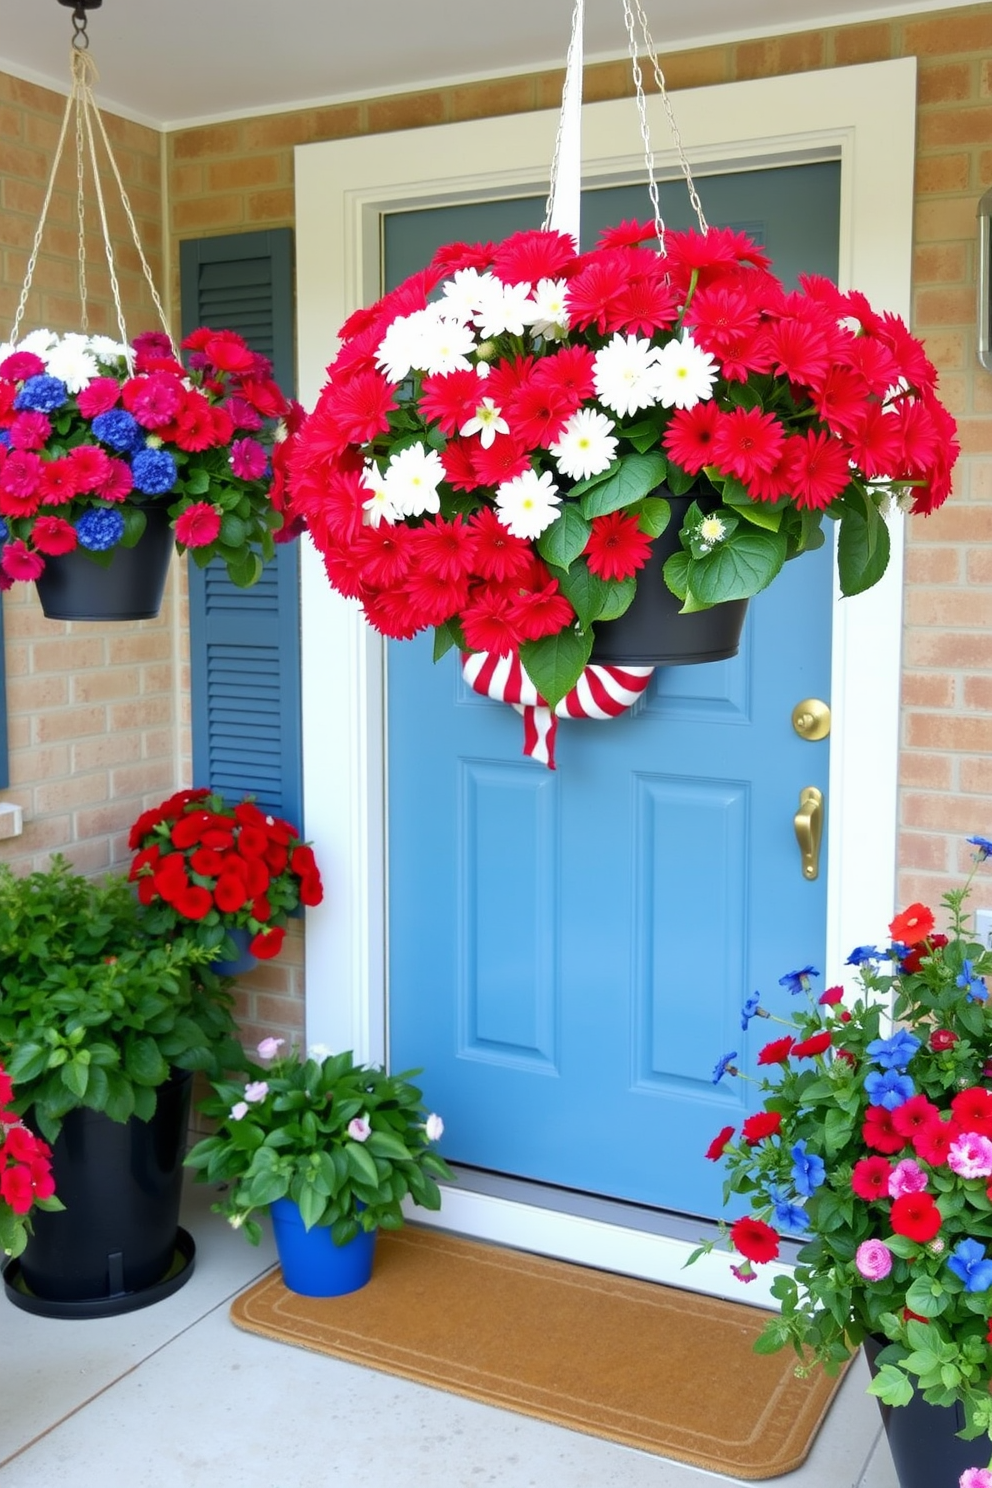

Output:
xmin=589 ymin=489 xmax=748 ymax=667
xmin=34 ymin=502 xmax=173 ymax=621
xmin=863 ymin=1335 xmax=980 ymax=1487
xmin=4 ymin=1069 xmax=195 ymax=1317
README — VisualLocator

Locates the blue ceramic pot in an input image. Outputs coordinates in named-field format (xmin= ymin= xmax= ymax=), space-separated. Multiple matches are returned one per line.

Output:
xmin=211 ymin=926 xmax=257 ymax=978
xmin=269 ymin=1198 xmax=377 ymax=1297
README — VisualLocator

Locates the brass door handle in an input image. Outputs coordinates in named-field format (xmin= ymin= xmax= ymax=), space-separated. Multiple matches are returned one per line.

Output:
xmin=794 ymin=787 xmax=823 ymax=881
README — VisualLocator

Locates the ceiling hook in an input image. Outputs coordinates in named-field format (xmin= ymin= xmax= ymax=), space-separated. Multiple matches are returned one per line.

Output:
xmin=57 ymin=0 xmax=102 ymax=51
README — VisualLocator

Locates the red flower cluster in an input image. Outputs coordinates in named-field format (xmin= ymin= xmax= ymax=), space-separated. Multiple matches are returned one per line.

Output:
xmin=288 ymin=222 xmax=958 ymax=660
xmin=128 ymin=788 xmax=323 ymax=963
xmin=0 ymin=1065 xmax=55 ymax=1218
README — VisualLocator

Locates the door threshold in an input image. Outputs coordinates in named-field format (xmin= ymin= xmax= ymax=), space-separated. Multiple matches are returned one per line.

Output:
xmin=402 ymin=1164 xmax=795 ymax=1309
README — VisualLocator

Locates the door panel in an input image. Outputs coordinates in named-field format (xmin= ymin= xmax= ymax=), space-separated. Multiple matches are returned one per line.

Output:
xmin=387 ymin=165 xmax=838 ymax=1217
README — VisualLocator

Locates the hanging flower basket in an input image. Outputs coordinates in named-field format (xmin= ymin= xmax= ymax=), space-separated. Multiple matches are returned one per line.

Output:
xmin=32 ymin=496 xmax=173 ymax=621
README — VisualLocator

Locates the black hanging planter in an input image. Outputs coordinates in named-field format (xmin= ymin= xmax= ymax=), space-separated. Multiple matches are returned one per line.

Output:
xmin=589 ymin=489 xmax=748 ymax=667
xmin=863 ymin=1336 xmax=980 ymax=1488
xmin=34 ymin=501 xmax=173 ymax=622
xmin=3 ymin=1068 xmax=196 ymax=1318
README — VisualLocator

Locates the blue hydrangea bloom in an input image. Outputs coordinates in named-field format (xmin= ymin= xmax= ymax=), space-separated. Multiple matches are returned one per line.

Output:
xmin=790 ymin=1140 xmax=825 ymax=1197
xmin=778 ymin=966 xmax=819 ymax=995
xmin=711 ymin=1051 xmax=738 ymax=1085
xmin=947 ymin=1239 xmax=992 ymax=1293
xmin=968 ymin=836 xmax=992 ymax=862
xmin=91 ymin=409 xmax=142 ymax=452
xmin=76 ymin=507 xmax=126 ymax=551
xmin=864 ymin=1069 xmax=915 ymax=1110
xmin=131 ymin=447 xmax=177 ymax=496
xmin=846 ymin=945 xmax=882 ymax=967
xmin=13 ymin=374 xmax=68 ymax=414
xmin=866 ymin=1030 xmax=921 ymax=1070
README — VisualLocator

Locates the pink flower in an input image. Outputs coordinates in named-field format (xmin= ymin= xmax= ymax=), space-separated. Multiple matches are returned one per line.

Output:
xmin=256 ymin=1037 xmax=285 ymax=1060
xmin=9 ymin=411 xmax=52 ymax=450
xmin=175 ymin=501 xmax=222 ymax=548
xmin=76 ymin=377 xmax=122 ymax=419
xmin=243 ymin=1081 xmax=269 ymax=1104
xmin=855 ymin=1239 xmax=893 ymax=1281
xmin=960 ymin=1471 xmax=992 ymax=1488
xmin=229 ymin=1101 xmax=249 ymax=1122
xmin=948 ymin=1132 xmax=992 ymax=1179
xmin=229 ymin=437 xmax=268 ymax=480
xmin=0 ymin=350 xmax=45 ymax=381
xmin=888 ymin=1159 xmax=929 ymax=1199
xmin=0 ymin=539 xmax=44 ymax=581
xmin=347 ymin=1116 xmax=371 ymax=1142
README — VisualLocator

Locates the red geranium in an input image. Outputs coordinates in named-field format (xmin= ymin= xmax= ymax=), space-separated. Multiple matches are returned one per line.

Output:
xmin=730 ymin=1215 xmax=780 ymax=1264
xmin=890 ymin=1192 xmax=942 ymax=1243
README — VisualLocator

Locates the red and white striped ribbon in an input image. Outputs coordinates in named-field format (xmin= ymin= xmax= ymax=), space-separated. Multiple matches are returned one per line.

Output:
xmin=461 ymin=651 xmax=654 ymax=769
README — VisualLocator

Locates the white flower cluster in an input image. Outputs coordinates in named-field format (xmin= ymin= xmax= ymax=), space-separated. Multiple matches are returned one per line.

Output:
xmin=363 ymin=270 xmax=719 ymax=541
xmin=0 ymin=328 xmax=130 ymax=393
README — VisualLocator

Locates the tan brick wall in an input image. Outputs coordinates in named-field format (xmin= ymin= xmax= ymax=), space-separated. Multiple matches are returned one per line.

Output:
xmin=166 ymin=3 xmax=992 ymax=934
xmin=0 ymin=71 xmax=178 ymax=882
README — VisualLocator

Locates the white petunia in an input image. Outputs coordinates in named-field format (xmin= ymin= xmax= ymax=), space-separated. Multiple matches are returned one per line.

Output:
xmin=528 ymin=278 xmax=570 ymax=340
xmin=360 ymin=462 xmax=401 ymax=527
xmin=495 ymin=467 xmax=562 ymax=540
xmin=592 ymin=333 xmax=664 ymax=418
xmin=550 ymin=408 xmax=618 ymax=482
xmin=16 ymin=328 xmax=57 ymax=355
xmin=44 ymin=333 xmax=100 ymax=393
xmin=440 ymin=268 xmax=495 ymax=322
xmin=653 ymin=333 xmax=718 ymax=410
xmin=460 ymin=397 xmax=509 ymax=449
xmin=473 ymin=278 xmax=536 ymax=339
xmin=383 ymin=442 xmax=445 ymax=519
xmin=417 ymin=313 xmax=478 ymax=377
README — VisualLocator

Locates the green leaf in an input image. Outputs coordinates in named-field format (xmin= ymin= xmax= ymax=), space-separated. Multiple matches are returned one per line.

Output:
xmin=225 ymin=551 xmax=262 ymax=588
xmin=556 ymin=560 xmax=610 ymax=629
xmin=596 ymin=576 xmax=636 ymax=623
xmin=296 ymin=1185 xmax=326 ymax=1230
xmin=125 ymin=1037 xmax=170 ymax=1088
xmin=866 ymin=1365 xmax=915 ymax=1408
xmin=566 ymin=461 xmax=621 ymax=500
xmin=619 ymin=419 xmax=666 ymax=456
xmin=837 ymin=502 xmax=891 ymax=596
xmin=663 ymin=459 xmax=698 ymax=497
xmin=537 ymin=504 xmax=591 ymax=571
xmin=344 ymin=1140 xmax=380 ymax=1188
xmin=61 ymin=1058 xmax=89 ymax=1100
xmin=579 ymin=452 xmax=668 ymax=519
xmin=367 ymin=1129 xmax=415 ymax=1162
xmin=184 ymin=468 xmax=212 ymax=496
xmin=662 ymin=549 xmax=689 ymax=601
xmin=685 ymin=528 xmax=788 ymax=606
xmin=432 ymin=623 xmax=456 ymax=662
xmin=634 ymin=496 xmax=670 ymax=539
xmin=518 ymin=627 xmax=594 ymax=711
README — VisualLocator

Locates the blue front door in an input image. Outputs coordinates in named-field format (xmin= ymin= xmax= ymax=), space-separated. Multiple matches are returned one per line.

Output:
xmin=387 ymin=166 xmax=839 ymax=1218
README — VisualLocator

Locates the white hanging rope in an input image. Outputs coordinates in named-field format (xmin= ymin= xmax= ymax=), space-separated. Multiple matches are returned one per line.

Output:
xmin=544 ymin=0 xmax=584 ymax=248
xmin=631 ymin=0 xmax=709 ymax=235
xmin=10 ymin=46 xmax=176 ymax=357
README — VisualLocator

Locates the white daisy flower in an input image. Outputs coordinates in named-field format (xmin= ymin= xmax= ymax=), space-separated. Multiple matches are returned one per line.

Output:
xmin=418 ymin=314 xmax=478 ymax=377
xmin=495 ymin=467 xmax=562 ymax=540
xmin=653 ymin=333 xmax=718 ymax=410
xmin=16 ymin=328 xmax=57 ymax=355
xmin=550 ymin=407 xmax=618 ymax=482
xmin=45 ymin=333 xmax=100 ymax=393
xmin=474 ymin=278 xmax=536 ymax=339
xmin=87 ymin=334 xmax=130 ymax=362
xmin=460 ymin=397 xmax=509 ymax=449
xmin=375 ymin=307 xmax=439 ymax=382
xmin=529 ymin=278 xmax=570 ymax=340
xmin=592 ymin=333 xmax=664 ymax=419
xmin=440 ymin=268 xmax=495 ymax=322
xmin=360 ymin=462 xmax=400 ymax=527
xmin=383 ymin=442 xmax=445 ymax=519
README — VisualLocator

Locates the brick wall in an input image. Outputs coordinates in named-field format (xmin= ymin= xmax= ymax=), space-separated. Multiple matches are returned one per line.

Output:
xmin=0 ymin=71 xmax=179 ymax=880
xmin=166 ymin=3 xmax=992 ymax=928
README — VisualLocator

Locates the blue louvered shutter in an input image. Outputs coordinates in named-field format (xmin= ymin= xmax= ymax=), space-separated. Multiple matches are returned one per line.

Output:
xmin=180 ymin=230 xmax=302 ymax=829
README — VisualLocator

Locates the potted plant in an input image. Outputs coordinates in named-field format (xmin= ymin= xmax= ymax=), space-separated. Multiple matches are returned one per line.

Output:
xmin=0 ymin=326 xmax=303 ymax=619
xmin=695 ymin=836 xmax=992 ymax=1488
xmin=185 ymin=1039 xmax=453 ymax=1296
xmin=287 ymin=223 xmax=959 ymax=709
xmin=128 ymin=787 xmax=324 ymax=967
xmin=0 ymin=1061 xmax=61 ymax=1258
xmin=0 ymin=855 xmax=243 ymax=1315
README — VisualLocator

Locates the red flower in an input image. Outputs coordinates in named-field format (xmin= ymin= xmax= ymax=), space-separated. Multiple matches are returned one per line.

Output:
xmin=299 ymin=872 xmax=323 ymax=907
xmin=174 ymin=885 xmax=214 ymax=921
xmin=490 ymin=228 xmax=575 ymax=285
xmin=913 ymin=1118 xmax=959 ymax=1166
xmin=892 ymin=1095 xmax=943 ymax=1143
xmin=190 ymin=847 xmax=225 ymax=877
xmin=890 ymin=1192 xmax=941 ymax=1243
xmin=951 ymin=1087 xmax=992 ymax=1137
xmin=851 ymin=1156 xmax=892 ymax=1201
xmin=930 ymin=1028 xmax=958 ymax=1052
xmin=461 ymin=590 xmax=523 ymax=657
xmin=741 ymin=1111 xmax=782 ymax=1145
xmin=509 ymin=579 xmax=575 ymax=642
xmin=662 ymin=401 xmax=721 ymax=474
xmin=420 ymin=369 xmax=481 ymax=434
xmin=863 ymin=1106 xmax=907 ymax=1154
xmin=468 ymin=506 xmax=533 ymax=583
xmin=250 ymin=924 xmax=286 ymax=960
xmin=757 ymin=1036 xmax=795 ymax=1066
xmin=705 ymin=1125 xmax=735 ymax=1160
xmin=730 ymin=1215 xmax=780 ymax=1264
xmin=414 ymin=516 xmax=478 ymax=583
xmin=175 ymin=502 xmax=222 ymax=548
xmin=214 ymin=875 xmax=250 ymax=914
xmin=792 ymin=1031 xmax=832 ymax=1059
xmin=583 ymin=511 xmax=653 ymax=583
xmin=889 ymin=903 xmax=935 ymax=947
xmin=818 ymin=986 xmax=845 ymax=1005
xmin=710 ymin=407 xmax=785 ymax=484
xmin=0 ymin=540 xmax=44 ymax=582
xmin=31 ymin=516 xmax=77 ymax=556
xmin=901 ymin=934 xmax=948 ymax=974
xmin=76 ymin=377 xmax=121 ymax=418
xmin=782 ymin=429 xmax=851 ymax=510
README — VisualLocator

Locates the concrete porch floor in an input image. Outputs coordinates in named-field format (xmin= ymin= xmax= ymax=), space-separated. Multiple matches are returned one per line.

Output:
xmin=0 ymin=1181 xmax=900 ymax=1488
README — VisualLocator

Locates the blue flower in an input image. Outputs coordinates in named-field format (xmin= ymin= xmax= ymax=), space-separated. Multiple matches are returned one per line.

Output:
xmin=864 ymin=1069 xmax=915 ymax=1110
xmin=956 ymin=960 xmax=988 ymax=1003
xmin=791 ymin=1140 xmax=825 ymax=1197
xmin=947 ymin=1239 xmax=992 ymax=1293
xmin=0 ymin=429 xmax=10 ymax=447
xmin=778 ymin=966 xmax=819 ymax=995
xmin=0 ymin=518 xmax=7 ymax=543
xmin=766 ymin=1186 xmax=808 ymax=1233
xmin=91 ymin=409 xmax=142 ymax=452
xmin=846 ymin=945 xmax=882 ymax=967
xmin=76 ymin=507 xmax=126 ymax=552
xmin=131 ymin=447 xmax=177 ymax=496
xmin=13 ymin=373 xmax=67 ymax=413
xmin=866 ymin=1030 xmax=921 ymax=1070
xmin=712 ymin=1051 xmax=739 ymax=1085
xmin=968 ymin=836 xmax=992 ymax=862
xmin=740 ymin=994 xmax=762 ymax=1031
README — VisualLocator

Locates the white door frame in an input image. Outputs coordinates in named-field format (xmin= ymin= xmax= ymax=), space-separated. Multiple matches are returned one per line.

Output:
xmin=294 ymin=58 xmax=916 ymax=1303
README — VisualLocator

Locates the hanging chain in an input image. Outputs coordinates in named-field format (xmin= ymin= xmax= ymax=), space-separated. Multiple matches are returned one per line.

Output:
xmin=542 ymin=0 xmax=583 ymax=232
xmin=9 ymin=35 xmax=176 ymax=357
xmin=620 ymin=0 xmax=665 ymax=251
xmin=632 ymin=0 xmax=708 ymax=235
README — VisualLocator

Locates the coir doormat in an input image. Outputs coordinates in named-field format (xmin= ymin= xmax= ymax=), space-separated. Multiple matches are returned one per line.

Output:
xmin=230 ymin=1228 xmax=845 ymax=1480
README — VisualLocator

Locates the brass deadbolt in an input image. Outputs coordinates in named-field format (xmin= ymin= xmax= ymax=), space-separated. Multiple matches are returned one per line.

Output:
xmin=791 ymin=698 xmax=831 ymax=741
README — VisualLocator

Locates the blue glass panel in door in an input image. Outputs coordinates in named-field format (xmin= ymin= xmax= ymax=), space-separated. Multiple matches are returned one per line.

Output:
xmin=387 ymin=164 xmax=839 ymax=1217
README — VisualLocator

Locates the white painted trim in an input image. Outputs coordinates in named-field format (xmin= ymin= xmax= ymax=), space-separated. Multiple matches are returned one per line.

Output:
xmin=296 ymin=57 xmax=915 ymax=1272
